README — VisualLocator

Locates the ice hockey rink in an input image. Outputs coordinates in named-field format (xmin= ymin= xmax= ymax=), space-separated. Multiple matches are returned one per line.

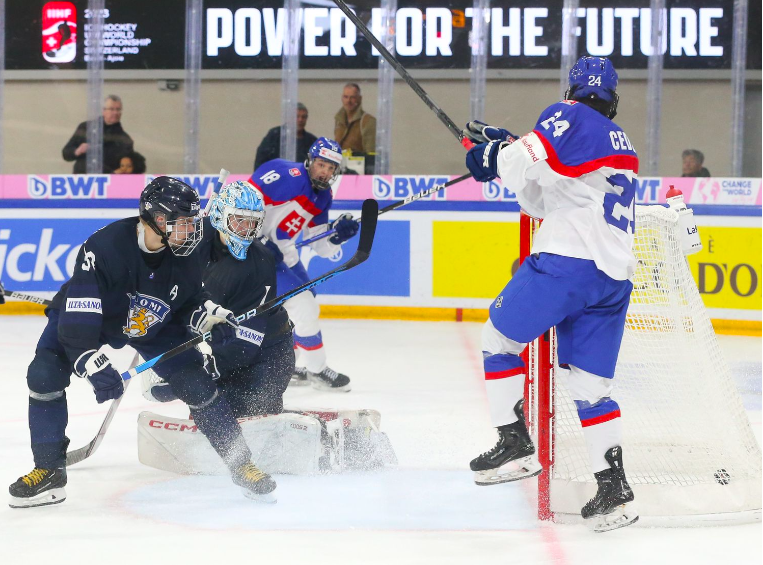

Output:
xmin=0 ymin=315 xmax=760 ymax=565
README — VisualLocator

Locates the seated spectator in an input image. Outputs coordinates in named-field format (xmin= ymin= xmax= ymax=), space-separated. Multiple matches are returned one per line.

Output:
xmin=254 ymin=103 xmax=318 ymax=170
xmin=113 ymin=151 xmax=147 ymax=174
xmin=682 ymin=149 xmax=711 ymax=177
xmin=334 ymin=83 xmax=376 ymax=154
xmin=62 ymin=94 xmax=134 ymax=174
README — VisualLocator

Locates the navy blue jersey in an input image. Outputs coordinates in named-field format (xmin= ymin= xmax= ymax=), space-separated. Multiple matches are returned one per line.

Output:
xmin=49 ymin=217 xmax=206 ymax=363
xmin=197 ymin=218 xmax=291 ymax=374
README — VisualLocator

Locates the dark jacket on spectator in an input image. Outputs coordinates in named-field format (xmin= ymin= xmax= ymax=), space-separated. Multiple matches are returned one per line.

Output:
xmin=682 ymin=167 xmax=711 ymax=178
xmin=254 ymin=126 xmax=318 ymax=171
xmin=62 ymin=119 xmax=134 ymax=174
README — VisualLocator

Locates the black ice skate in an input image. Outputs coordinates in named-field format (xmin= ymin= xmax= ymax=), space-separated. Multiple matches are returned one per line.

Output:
xmin=288 ymin=366 xmax=310 ymax=387
xmin=9 ymin=467 xmax=67 ymax=509
xmin=307 ymin=367 xmax=351 ymax=392
xmin=470 ymin=400 xmax=542 ymax=485
xmin=581 ymin=446 xmax=639 ymax=533
xmin=232 ymin=462 xmax=277 ymax=504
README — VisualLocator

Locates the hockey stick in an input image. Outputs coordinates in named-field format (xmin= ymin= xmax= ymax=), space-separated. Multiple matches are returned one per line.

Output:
xmin=203 ymin=168 xmax=230 ymax=215
xmin=65 ymin=198 xmax=379 ymax=466
xmin=296 ymin=172 xmax=472 ymax=249
xmin=2 ymin=288 xmax=52 ymax=306
xmin=331 ymin=0 xmax=473 ymax=150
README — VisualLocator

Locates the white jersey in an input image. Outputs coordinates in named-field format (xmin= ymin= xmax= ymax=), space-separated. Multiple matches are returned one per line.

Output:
xmin=496 ymin=100 xmax=639 ymax=281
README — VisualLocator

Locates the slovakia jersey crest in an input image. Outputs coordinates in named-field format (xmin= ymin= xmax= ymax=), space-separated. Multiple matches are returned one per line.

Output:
xmin=123 ymin=292 xmax=171 ymax=338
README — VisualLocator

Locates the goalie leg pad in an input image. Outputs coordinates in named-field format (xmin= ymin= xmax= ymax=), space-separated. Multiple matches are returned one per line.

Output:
xmin=138 ymin=411 xmax=327 ymax=475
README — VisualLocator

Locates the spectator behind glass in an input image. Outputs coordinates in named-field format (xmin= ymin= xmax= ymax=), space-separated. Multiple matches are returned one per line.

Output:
xmin=113 ymin=151 xmax=146 ymax=174
xmin=62 ymin=94 xmax=134 ymax=174
xmin=334 ymin=83 xmax=376 ymax=154
xmin=681 ymin=149 xmax=711 ymax=177
xmin=253 ymin=103 xmax=318 ymax=170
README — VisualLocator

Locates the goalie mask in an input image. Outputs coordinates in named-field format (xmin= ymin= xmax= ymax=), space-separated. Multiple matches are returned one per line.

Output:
xmin=305 ymin=137 xmax=342 ymax=192
xmin=139 ymin=176 xmax=203 ymax=256
xmin=209 ymin=180 xmax=265 ymax=261
xmin=565 ymin=56 xmax=619 ymax=120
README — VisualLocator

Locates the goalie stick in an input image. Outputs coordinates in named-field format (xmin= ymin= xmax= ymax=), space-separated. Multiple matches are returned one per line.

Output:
xmin=296 ymin=172 xmax=472 ymax=249
xmin=65 ymin=198 xmax=379 ymax=466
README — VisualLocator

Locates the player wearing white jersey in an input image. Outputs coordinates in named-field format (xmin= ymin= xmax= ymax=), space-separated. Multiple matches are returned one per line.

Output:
xmin=249 ymin=137 xmax=359 ymax=392
xmin=464 ymin=56 xmax=639 ymax=532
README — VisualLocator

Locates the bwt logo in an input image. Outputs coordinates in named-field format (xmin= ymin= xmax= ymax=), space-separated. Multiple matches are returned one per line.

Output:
xmin=373 ymin=176 xmax=448 ymax=200
xmin=0 ymin=229 xmax=81 ymax=282
xmin=28 ymin=176 xmax=109 ymax=199
xmin=482 ymin=181 xmax=517 ymax=201
xmin=146 ymin=175 xmax=220 ymax=198
xmin=634 ymin=179 xmax=660 ymax=203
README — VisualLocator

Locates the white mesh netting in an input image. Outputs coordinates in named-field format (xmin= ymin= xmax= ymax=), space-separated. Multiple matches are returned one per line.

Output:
xmin=531 ymin=205 xmax=762 ymax=521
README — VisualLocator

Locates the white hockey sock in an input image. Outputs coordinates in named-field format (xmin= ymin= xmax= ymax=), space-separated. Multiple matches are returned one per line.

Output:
xmin=297 ymin=345 xmax=327 ymax=374
xmin=580 ymin=416 xmax=622 ymax=473
xmin=485 ymin=373 xmax=526 ymax=427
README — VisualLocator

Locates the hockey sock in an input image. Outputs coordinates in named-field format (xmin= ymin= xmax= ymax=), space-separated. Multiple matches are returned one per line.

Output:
xmin=483 ymin=353 xmax=526 ymax=427
xmin=575 ymin=398 xmax=622 ymax=473
xmin=29 ymin=394 xmax=69 ymax=468
xmin=294 ymin=331 xmax=327 ymax=374
xmin=191 ymin=392 xmax=252 ymax=471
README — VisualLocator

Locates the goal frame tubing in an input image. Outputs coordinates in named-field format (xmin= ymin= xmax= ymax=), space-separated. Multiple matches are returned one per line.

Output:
xmin=519 ymin=212 xmax=555 ymax=521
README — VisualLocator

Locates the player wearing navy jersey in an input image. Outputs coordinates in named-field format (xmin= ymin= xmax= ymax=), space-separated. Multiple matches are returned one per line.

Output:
xmin=143 ymin=180 xmax=294 ymax=418
xmin=250 ymin=137 xmax=359 ymax=392
xmin=9 ymin=177 xmax=277 ymax=508
xmin=464 ymin=57 xmax=639 ymax=532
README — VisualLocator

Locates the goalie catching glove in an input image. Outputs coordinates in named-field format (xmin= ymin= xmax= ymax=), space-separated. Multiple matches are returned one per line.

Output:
xmin=74 ymin=350 xmax=124 ymax=403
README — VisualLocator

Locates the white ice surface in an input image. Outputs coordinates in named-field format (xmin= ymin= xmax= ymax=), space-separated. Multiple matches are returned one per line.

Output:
xmin=0 ymin=316 xmax=760 ymax=564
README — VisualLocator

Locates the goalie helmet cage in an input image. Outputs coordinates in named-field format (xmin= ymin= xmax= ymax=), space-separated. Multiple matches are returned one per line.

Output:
xmin=519 ymin=206 xmax=762 ymax=526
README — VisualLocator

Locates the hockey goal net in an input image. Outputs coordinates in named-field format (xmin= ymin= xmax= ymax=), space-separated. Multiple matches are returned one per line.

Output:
xmin=521 ymin=205 xmax=762 ymax=524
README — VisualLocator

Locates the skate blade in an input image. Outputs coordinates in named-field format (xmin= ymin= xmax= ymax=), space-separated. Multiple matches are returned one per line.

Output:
xmin=241 ymin=488 xmax=277 ymax=504
xmin=591 ymin=503 xmax=639 ymax=533
xmin=9 ymin=487 xmax=66 ymax=509
xmin=288 ymin=378 xmax=310 ymax=387
xmin=309 ymin=380 xmax=351 ymax=393
xmin=474 ymin=455 xmax=542 ymax=486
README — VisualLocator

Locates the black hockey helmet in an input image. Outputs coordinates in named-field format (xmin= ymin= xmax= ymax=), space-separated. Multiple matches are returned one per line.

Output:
xmin=139 ymin=176 xmax=203 ymax=256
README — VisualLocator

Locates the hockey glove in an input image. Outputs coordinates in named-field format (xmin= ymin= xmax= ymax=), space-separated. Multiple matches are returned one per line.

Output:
xmin=263 ymin=238 xmax=284 ymax=265
xmin=329 ymin=214 xmax=359 ymax=245
xmin=74 ymin=350 xmax=124 ymax=404
xmin=465 ymin=140 xmax=510 ymax=183
xmin=189 ymin=300 xmax=238 ymax=335
xmin=0 ymin=280 xmax=4 ymax=304
xmin=463 ymin=120 xmax=518 ymax=145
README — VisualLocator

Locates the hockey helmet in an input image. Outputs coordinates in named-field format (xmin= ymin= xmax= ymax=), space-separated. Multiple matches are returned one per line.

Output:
xmin=565 ymin=56 xmax=619 ymax=119
xmin=209 ymin=180 xmax=266 ymax=261
xmin=305 ymin=137 xmax=342 ymax=192
xmin=139 ymin=176 xmax=203 ymax=256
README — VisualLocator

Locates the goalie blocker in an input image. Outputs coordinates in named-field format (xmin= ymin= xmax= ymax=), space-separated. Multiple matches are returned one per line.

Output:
xmin=138 ymin=408 xmax=397 ymax=476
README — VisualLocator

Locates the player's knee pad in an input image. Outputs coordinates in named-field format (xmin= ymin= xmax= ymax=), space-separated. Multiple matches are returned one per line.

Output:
xmin=284 ymin=291 xmax=321 ymax=336
xmin=566 ymin=365 xmax=614 ymax=405
xmin=164 ymin=365 xmax=219 ymax=408
xmin=26 ymin=347 xmax=71 ymax=399
xmin=481 ymin=318 xmax=526 ymax=357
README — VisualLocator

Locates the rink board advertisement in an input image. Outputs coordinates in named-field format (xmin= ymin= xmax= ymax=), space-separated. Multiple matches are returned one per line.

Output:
xmin=0 ymin=174 xmax=759 ymax=323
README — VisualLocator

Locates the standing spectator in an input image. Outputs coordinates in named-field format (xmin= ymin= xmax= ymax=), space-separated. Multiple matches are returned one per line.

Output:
xmin=254 ymin=103 xmax=318 ymax=170
xmin=113 ymin=151 xmax=147 ymax=174
xmin=334 ymin=83 xmax=376 ymax=154
xmin=62 ymin=95 xmax=134 ymax=174
xmin=681 ymin=149 xmax=711 ymax=177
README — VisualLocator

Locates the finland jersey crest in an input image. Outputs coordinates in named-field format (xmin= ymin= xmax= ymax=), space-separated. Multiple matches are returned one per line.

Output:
xmin=123 ymin=293 xmax=171 ymax=338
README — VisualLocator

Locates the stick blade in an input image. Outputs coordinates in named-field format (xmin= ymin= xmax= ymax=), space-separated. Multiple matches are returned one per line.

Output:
xmin=356 ymin=198 xmax=379 ymax=256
